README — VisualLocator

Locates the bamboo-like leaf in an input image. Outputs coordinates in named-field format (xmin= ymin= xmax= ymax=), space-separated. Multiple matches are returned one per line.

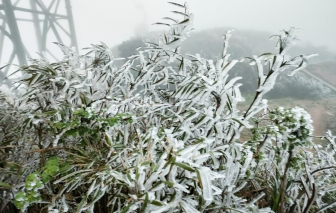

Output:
xmin=174 ymin=162 xmax=195 ymax=172
xmin=152 ymin=22 xmax=171 ymax=27
xmin=151 ymin=200 xmax=163 ymax=206
xmin=77 ymin=195 xmax=87 ymax=213
xmin=120 ymin=203 xmax=134 ymax=213
xmin=168 ymin=2 xmax=185 ymax=8
xmin=142 ymin=193 xmax=149 ymax=211
xmin=0 ymin=182 xmax=11 ymax=189
xmin=171 ymin=11 xmax=189 ymax=17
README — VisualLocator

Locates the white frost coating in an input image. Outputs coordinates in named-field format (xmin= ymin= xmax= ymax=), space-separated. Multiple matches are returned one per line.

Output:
xmin=223 ymin=76 xmax=242 ymax=91
xmin=248 ymin=192 xmax=265 ymax=206
xmin=288 ymin=53 xmax=318 ymax=76
xmin=256 ymin=71 xmax=279 ymax=93
xmin=241 ymin=151 xmax=253 ymax=176
xmin=62 ymin=195 xmax=69 ymax=212
xmin=180 ymin=200 xmax=200 ymax=213
xmin=198 ymin=167 xmax=213 ymax=202
xmin=222 ymin=29 xmax=234 ymax=58
xmin=53 ymin=126 xmax=71 ymax=147
xmin=174 ymin=183 xmax=190 ymax=193
xmin=211 ymin=185 xmax=223 ymax=195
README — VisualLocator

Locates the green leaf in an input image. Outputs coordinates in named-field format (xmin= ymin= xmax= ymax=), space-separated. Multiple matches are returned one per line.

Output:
xmin=55 ymin=122 xmax=65 ymax=129
xmin=163 ymin=181 xmax=174 ymax=187
xmin=120 ymin=203 xmax=134 ymax=213
xmin=169 ymin=190 xmax=176 ymax=202
xmin=28 ymin=73 xmax=41 ymax=87
xmin=196 ymin=170 xmax=202 ymax=189
xmin=0 ymin=182 xmax=11 ymax=189
xmin=26 ymin=191 xmax=41 ymax=202
xmin=15 ymin=191 xmax=26 ymax=201
xmin=5 ymin=161 xmax=21 ymax=171
xmin=168 ymin=2 xmax=185 ymax=8
xmin=113 ymin=144 xmax=126 ymax=149
xmin=14 ymin=191 xmax=28 ymax=210
xmin=74 ymin=108 xmax=89 ymax=118
xmin=152 ymin=22 xmax=171 ymax=26
xmin=45 ymin=165 xmax=59 ymax=175
xmin=65 ymin=128 xmax=78 ymax=137
xmin=173 ymin=162 xmax=195 ymax=172
xmin=171 ymin=11 xmax=189 ymax=17
xmin=141 ymin=161 xmax=150 ymax=166
xmin=226 ymin=94 xmax=232 ymax=111
xmin=58 ymin=163 xmax=73 ymax=174
xmin=78 ymin=126 xmax=90 ymax=134
xmin=107 ymin=117 xmax=120 ymax=126
xmin=25 ymin=173 xmax=42 ymax=190
xmin=142 ymin=193 xmax=149 ymax=211
xmin=151 ymin=200 xmax=163 ymax=206
xmin=163 ymin=156 xmax=176 ymax=169
xmin=44 ymin=157 xmax=59 ymax=171
xmin=232 ymin=118 xmax=245 ymax=127
xmin=105 ymin=133 xmax=112 ymax=146
xmin=77 ymin=195 xmax=88 ymax=212
xmin=42 ymin=110 xmax=58 ymax=115
xmin=41 ymin=173 xmax=51 ymax=184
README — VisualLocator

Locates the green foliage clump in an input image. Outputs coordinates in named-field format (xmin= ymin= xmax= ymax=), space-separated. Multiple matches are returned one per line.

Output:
xmin=14 ymin=157 xmax=58 ymax=211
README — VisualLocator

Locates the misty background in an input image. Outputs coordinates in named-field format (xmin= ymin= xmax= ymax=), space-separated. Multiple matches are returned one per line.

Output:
xmin=70 ymin=0 xmax=336 ymax=54
xmin=1 ymin=0 xmax=335 ymax=66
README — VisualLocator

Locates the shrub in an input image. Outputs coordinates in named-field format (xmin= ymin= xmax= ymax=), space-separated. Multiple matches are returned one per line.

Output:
xmin=1 ymin=2 xmax=336 ymax=213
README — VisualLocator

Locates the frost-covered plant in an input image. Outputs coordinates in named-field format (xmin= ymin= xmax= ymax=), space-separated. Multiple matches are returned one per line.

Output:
xmin=1 ymin=2 xmax=336 ymax=213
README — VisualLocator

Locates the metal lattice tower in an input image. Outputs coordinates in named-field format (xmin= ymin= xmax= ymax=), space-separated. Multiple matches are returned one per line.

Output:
xmin=0 ymin=0 xmax=78 ymax=78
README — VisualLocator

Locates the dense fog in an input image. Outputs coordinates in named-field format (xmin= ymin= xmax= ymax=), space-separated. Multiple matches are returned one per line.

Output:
xmin=71 ymin=0 xmax=336 ymax=52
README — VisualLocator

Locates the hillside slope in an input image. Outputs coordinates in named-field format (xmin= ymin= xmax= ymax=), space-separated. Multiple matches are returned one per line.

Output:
xmin=305 ymin=61 xmax=336 ymax=88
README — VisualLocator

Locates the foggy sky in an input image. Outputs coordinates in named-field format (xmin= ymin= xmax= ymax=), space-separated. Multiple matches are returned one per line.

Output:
xmin=71 ymin=0 xmax=336 ymax=53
